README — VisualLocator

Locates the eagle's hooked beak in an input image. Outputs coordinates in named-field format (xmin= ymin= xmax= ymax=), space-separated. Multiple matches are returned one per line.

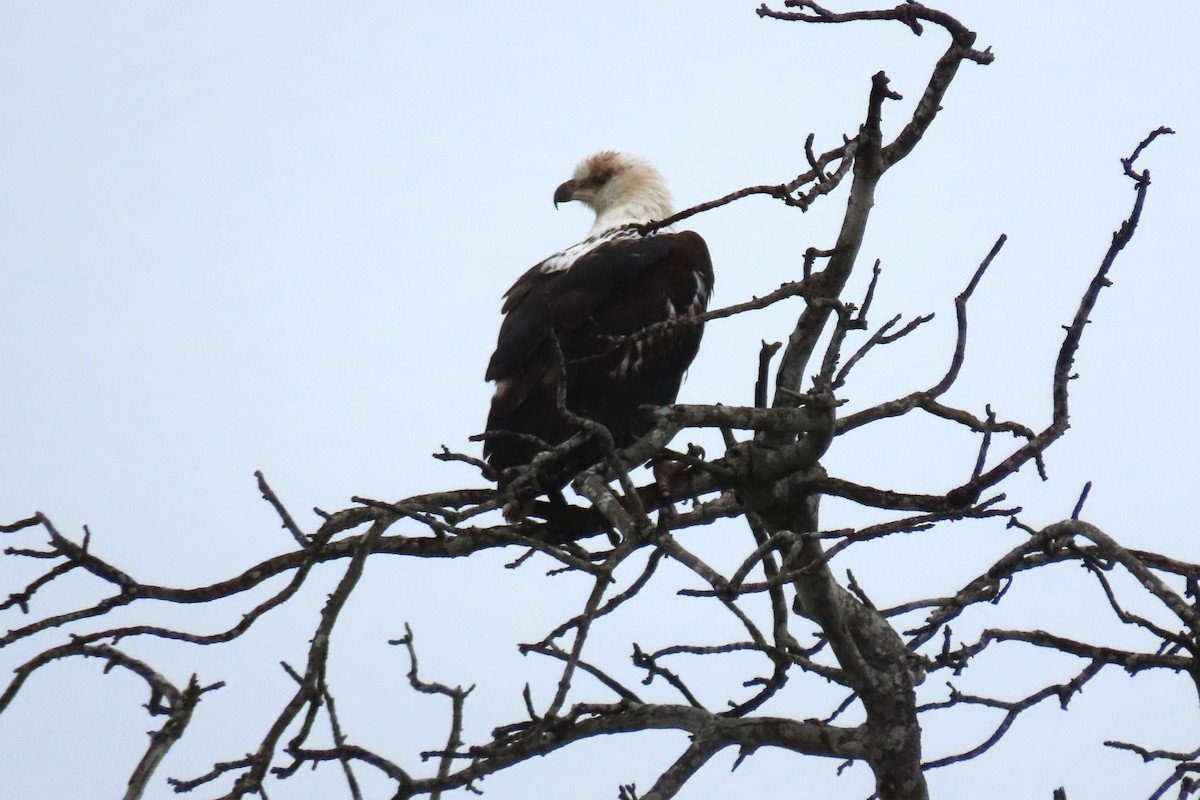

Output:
xmin=553 ymin=179 xmax=577 ymax=209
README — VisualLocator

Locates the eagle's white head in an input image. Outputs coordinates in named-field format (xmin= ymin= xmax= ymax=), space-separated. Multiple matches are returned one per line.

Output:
xmin=553 ymin=151 xmax=675 ymax=235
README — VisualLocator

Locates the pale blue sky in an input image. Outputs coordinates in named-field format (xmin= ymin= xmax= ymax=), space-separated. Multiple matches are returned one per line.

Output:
xmin=2 ymin=3 xmax=1198 ymax=798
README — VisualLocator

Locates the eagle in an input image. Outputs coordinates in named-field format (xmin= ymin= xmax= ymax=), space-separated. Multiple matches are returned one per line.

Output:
xmin=483 ymin=151 xmax=714 ymax=519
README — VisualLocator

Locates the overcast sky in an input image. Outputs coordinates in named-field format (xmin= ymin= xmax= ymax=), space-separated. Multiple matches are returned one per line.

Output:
xmin=2 ymin=3 xmax=1199 ymax=798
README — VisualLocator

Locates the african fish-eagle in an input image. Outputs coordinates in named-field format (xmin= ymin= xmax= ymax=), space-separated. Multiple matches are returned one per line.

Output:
xmin=483 ymin=151 xmax=714 ymax=518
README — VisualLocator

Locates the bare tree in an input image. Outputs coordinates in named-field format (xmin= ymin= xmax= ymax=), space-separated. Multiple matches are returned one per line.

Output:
xmin=1 ymin=4 xmax=1189 ymax=800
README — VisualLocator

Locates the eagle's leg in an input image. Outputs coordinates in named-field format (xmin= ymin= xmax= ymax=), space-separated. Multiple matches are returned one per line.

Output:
xmin=651 ymin=457 xmax=690 ymax=523
xmin=651 ymin=442 xmax=708 ymax=528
